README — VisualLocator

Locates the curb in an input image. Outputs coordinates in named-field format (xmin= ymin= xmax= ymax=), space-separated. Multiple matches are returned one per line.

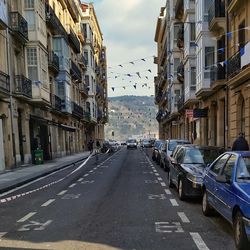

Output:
xmin=0 ymin=155 xmax=89 ymax=195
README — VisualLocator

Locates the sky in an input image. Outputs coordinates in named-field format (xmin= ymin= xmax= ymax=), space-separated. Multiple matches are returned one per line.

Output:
xmin=84 ymin=0 xmax=165 ymax=97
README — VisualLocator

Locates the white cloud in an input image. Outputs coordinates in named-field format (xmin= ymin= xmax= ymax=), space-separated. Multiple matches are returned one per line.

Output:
xmin=92 ymin=0 xmax=165 ymax=97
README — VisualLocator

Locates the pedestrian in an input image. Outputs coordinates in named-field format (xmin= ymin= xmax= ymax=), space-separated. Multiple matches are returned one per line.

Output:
xmin=232 ymin=132 xmax=249 ymax=151
xmin=88 ymin=139 xmax=94 ymax=153
xmin=96 ymin=140 xmax=100 ymax=149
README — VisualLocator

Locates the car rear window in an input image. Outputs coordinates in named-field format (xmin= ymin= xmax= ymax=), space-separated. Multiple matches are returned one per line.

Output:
xmin=168 ymin=140 xmax=190 ymax=151
xmin=237 ymin=156 xmax=250 ymax=180
xmin=128 ymin=139 xmax=136 ymax=143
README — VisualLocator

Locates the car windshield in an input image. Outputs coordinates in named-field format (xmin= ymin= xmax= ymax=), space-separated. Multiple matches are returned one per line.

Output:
xmin=237 ymin=156 xmax=250 ymax=182
xmin=183 ymin=148 xmax=221 ymax=165
xmin=128 ymin=139 xmax=136 ymax=143
xmin=168 ymin=141 xmax=189 ymax=151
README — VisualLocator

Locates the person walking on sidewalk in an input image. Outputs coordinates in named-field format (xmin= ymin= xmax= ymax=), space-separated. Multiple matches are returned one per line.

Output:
xmin=88 ymin=139 xmax=94 ymax=154
xmin=232 ymin=132 xmax=249 ymax=151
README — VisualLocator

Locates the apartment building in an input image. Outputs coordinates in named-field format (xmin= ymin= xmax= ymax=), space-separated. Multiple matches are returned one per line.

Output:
xmin=154 ymin=0 xmax=250 ymax=148
xmin=0 ymin=0 xmax=107 ymax=170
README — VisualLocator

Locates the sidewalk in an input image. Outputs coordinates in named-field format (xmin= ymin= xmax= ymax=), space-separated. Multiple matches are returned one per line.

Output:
xmin=0 ymin=151 xmax=91 ymax=194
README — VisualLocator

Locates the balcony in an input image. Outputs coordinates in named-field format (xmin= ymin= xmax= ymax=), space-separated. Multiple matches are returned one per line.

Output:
xmin=177 ymin=63 xmax=184 ymax=83
xmin=68 ymin=28 xmax=81 ymax=54
xmin=45 ymin=3 xmax=67 ymax=38
xmin=61 ymin=97 xmax=72 ymax=114
xmin=208 ymin=0 xmax=226 ymax=32
xmin=9 ymin=12 xmax=28 ymax=43
xmin=97 ymin=110 xmax=103 ymax=121
xmin=48 ymin=51 xmax=59 ymax=74
xmin=177 ymin=24 xmax=184 ymax=49
xmin=77 ymin=54 xmax=87 ymax=70
xmin=14 ymin=75 xmax=32 ymax=99
xmin=155 ymin=90 xmax=163 ymax=105
xmin=83 ymin=111 xmax=91 ymax=122
xmin=154 ymin=57 xmax=158 ymax=64
xmin=96 ymin=84 xmax=104 ymax=98
xmin=175 ymin=0 xmax=184 ymax=19
xmin=70 ymin=60 xmax=82 ymax=82
xmin=72 ymin=102 xmax=83 ymax=118
xmin=79 ymin=83 xmax=89 ymax=97
xmin=65 ymin=0 xmax=79 ymax=22
xmin=50 ymin=93 xmax=62 ymax=111
xmin=177 ymin=95 xmax=184 ymax=111
xmin=0 ymin=70 xmax=10 ymax=96
xmin=227 ymin=51 xmax=241 ymax=79
xmin=210 ymin=65 xmax=226 ymax=90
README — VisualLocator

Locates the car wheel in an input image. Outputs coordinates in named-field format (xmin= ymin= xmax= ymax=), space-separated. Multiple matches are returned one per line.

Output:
xmin=178 ymin=179 xmax=186 ymax=200
xmin=233 ymin=211 xmax=250 ymax=250
xmin=202 ymin=190 xmax=213 ymax=216
xmin=168 ymin=172 xmax=174 ymax=188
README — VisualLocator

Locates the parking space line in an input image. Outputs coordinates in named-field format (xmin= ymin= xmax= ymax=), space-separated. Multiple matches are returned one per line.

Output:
xmin=190 ymin=232 xmax=209 ymax=250
xmin=170 ymin=199 xmax=179 ymax=206
xmin=77 ymin=178 xmax=83 ymax=182
xmin=178 ymin=212 xmax=190 ymax=223
xmin=155 ymin=173 xmax=160 ymax=176
xmin=0 ymin=232 xmax=7 ymax=240
xmin=84 ymin=174 xmax=89 ymax=177
xmin=57 ymin=190 xmax=67 ymax=196
xmin=164 ymin=189 xmax=172 ymax=195
xmin=157 ymin=177 xmax=163 ymax=181
xmin=160 ymin=182 xmax=166 ymax=187
xmin=41 ymin=199 xmax=55 ymax=207
xmin=17 ymin=212 xmax=37 ymax=223
xmin=69 ymin=183 xmax=77 ymax=188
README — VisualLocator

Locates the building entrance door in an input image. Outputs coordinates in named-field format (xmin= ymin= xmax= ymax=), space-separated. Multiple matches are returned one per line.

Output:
xmin=0 ymin=119 xmax=5 ymax=171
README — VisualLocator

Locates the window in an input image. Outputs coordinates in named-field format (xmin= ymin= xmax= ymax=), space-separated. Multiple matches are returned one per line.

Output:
xmin=210 ymin=154 xmax=230 ymax=175
xmin=85 ymin=75 xmax=89 ymax=86
xmin=27 ymin=47 xmax=38 ymax=81
xmin=222 ymin=155 xmax=237 ymax=180
xmin=24 ymin=0 xmax=34 ymax=9
xmin=190 ymin=23 xmax=195 ymax=41
xmin=176 ymin=148 xmax=185 ymax=164
xmin=84 ymin=51 xmax=88 ymax=65
xmin=205 ymin=47 xmax=214 ymax=68
xmin=191 ymin=67 xmax=196 ymax=85
xmin=174 ymin=58 xmax=180 ymax=75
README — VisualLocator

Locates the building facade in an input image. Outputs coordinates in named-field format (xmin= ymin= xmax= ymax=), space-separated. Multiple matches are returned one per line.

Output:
xmin=155 ymin=0 xmax=250 ymax=148
xmin=0 ymin=0 xmax=107 ymax=170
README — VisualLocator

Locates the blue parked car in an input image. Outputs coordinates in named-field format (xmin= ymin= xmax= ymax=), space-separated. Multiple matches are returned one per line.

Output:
xmin=202 ymin=151 xmax=250 ymax=250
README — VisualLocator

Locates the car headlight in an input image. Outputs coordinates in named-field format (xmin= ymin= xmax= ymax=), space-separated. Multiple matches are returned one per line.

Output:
xmin=186 ymin=173 xmax=203 ymax=184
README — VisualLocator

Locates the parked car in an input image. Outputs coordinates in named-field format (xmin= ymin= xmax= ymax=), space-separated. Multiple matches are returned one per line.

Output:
xmin=152 ymin=140 xmax=163 ymax=162
xmin=141 ymin=139 xmax=152 ymax=148
xmin=168 ymin=145 xmax=224 ymax=200
xmin=127 ymin=139 xmax=137 ymax=149
xmin=160 ymin=139 xmax=191 ymax=171
xmin=202 ymin=151 xmax=250 ymax=250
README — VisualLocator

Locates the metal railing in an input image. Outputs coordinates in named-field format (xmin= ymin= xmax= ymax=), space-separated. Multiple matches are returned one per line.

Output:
xmin=68 ymin=28 xmax=80 ymax=53
xmin=70 ymin=60 xmax=82 ymax=81
xmin=208 ymin=0 xmax=225 ymax=26
xmin=9 ymin=12 xmax=28 ymax=42
xmin=177 ymin=63 xmax=184 ymax=82
xmin=15 ymin=75 xmax=32 ymax=98
xmin=227 ymin=50 xmax=241 ymax=79
xmin=72 ymin=102 xmax=83 ymax=118
xmin=50 ymin=93 xmax=62 ymax=111
xmin=48 ymin=51 xmax=59 ymax=73
xmin=177 ymin=95 xmax=184 ymax=111
xmin=210 ymin=65 xmax=226 ymax=82
xmin=0 ymin=70 xmax=10 ymax=93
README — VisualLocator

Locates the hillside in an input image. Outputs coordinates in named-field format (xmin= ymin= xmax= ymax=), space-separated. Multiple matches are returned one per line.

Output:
xmin=105 ymin=96 xmax=159 ymax=141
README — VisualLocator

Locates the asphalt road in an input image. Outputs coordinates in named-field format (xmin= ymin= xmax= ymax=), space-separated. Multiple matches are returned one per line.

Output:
xmin=0 ymin=147 xmax=235 ymax=250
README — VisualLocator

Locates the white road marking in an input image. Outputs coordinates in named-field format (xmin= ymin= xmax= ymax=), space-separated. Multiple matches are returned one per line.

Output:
xmin=170 ymin=199 xmax=179 ymax=206
xmin=155 ymin=222 xmax=184 ymax=233
xmin=178 ymin=212 xmax=190 ymax=223
xmin=148 ymin=194 xmax=166 ymax=200
xmin=18 ymin=220 xmax=53 ymax=232
xmin=164 ymin=189 xmax=172 ymax=195
xmin=0 ymin=232 xmax=7 ymax=240
xmin=84 ymin=174 xmax=89 ymax=177
xmin=160 ymin=182 xmax=166 ymax=187
xmin=190 ymin=232 xmax=210 ymax=250
xmin=155 ymin=173 xmax=160 ymax=176
xmin=17 ymin=212 xmax=37 ymax=223
xmin=145 ymin=180 xmax=159 ymax=184
xmin=81 ymin=180 xmax=95 ymax=184
xmin=61 ymin=194 xmax=81 ymax=199
xmin=77 ymin=178 xmax=83 ymax=182
xmin=69 ymin=183 xmax=77 ymax=188
xmin=41 ymin=199 xmax=55 ymax=207
xmin=157 ymin=177 xmax=163 ymax=181
xmin=57 ymin=190 xmax=67 ymax=196
xmin=89 ymin=170 xmax=94 ymax=173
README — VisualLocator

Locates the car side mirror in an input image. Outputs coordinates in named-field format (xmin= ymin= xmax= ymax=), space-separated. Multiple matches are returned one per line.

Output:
xmin=215 ymin=175 xmax=230 ymax=184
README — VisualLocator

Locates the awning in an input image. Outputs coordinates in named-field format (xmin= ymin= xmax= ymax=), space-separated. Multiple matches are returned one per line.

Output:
xmin=60 ymin=124 xmax=78 ymax=132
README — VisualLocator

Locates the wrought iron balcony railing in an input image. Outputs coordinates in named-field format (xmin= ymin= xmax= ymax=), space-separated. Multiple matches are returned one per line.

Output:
xmin=70 ymin=60 xmax=82 ymax=81
xmin=210 ymin=65 xmax=225 ymax=82
xmin=96 ymin=84 xmax=104 ymax=97
xmin=83 ymin=111 xmax=91 ymax=122
xmin=177 ymin=95 xmax=184 ymax=111
xmin=177 ymin=63 xmax=184 ymax=83
xmin=68 ymin=28 xmax=81 ymax=53
xmin=50 ymin=93 xmax=62 ymax=111
xmin=177 ymin=24 xmax=184 ymax=49
xmin=72 ymin=102 xmax=83 ymax=118
xmin=79 ymin=83 xmax=89 ymax=96
xmin=45 ymin=3 xmax=67 ymax=38
xmin=9 ymin=12 xmax=28 ymax=42
xmin=48 ymin=51 xmax=59 ymax=73
xmin=227 ymin=50 xmax=241 ymax=79
xmin=77 ymin=54 xmax=87 ymax=69
xmin=208 ymin=0 xmax=225 ymax=26
xmin=15 ymin=75 xmax=32 ymax=98
xmin=0 ymin=70 xmax=10 ymax=94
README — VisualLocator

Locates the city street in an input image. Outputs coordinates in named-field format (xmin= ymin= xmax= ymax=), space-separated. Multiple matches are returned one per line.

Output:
xmin=0 ymin=148 xmax=235 ymax=250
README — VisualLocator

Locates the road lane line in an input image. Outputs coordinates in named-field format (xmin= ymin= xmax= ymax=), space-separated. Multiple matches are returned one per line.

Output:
xmin=160 ymin=182 xmax=166 ymax=187
xmin=89 ymin=170 xmax=94 ymax=173
xmin=69 ymin=183 xmax=77 ymax=188
xmin=57 ymin=190 xmax=67 ymax=196
xmin=190 ymin=232 xmax=209 ymax=250
xmin=84 ymin=174 xmax=89 ymax=177
xmin=157 ymin=177 xmax=163 ymax=181
xmin=164 ymin=189 xmax=172 ymax=195
xmin=41 ymin=199 xmax=55 ymax=207
xmin=17 ymin=212 xmax=37 ymax=223
xmin=0 ymin=232 xmax=7 ymax=240
xmin=170 ymin=199 xmax=179 ymax=206
xmin=77 ymin=178 xmax=83 ymax=182
xmin=155 ymin=173 xmax=160 ymax=176
xmin=178 ymin=212 xmax=190 ymax=223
